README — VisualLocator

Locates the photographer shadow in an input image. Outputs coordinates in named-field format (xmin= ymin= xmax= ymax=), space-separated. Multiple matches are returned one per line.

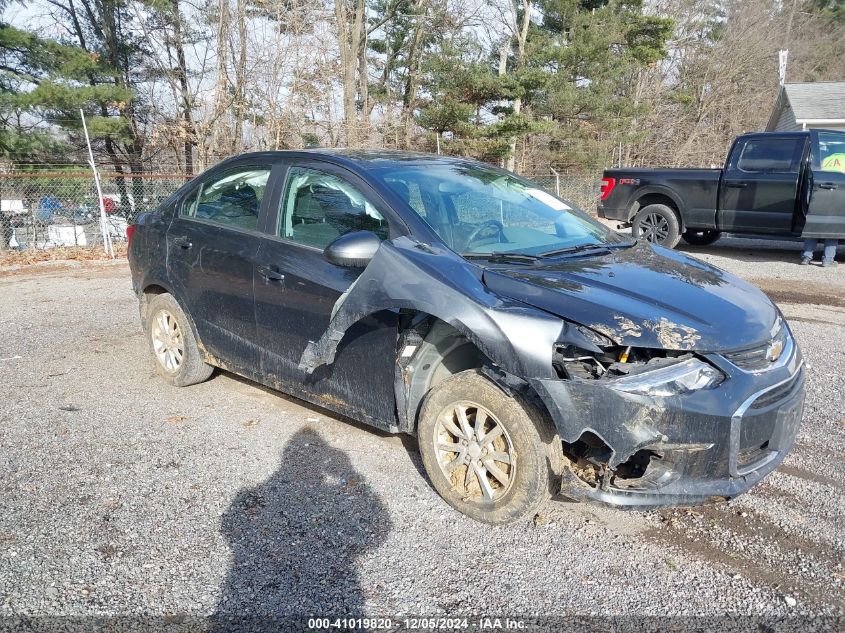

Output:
xmin=213 ymin=427 xmax=391 ymax=628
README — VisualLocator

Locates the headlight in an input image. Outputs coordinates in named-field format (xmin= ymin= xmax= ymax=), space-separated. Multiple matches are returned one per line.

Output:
xmin=610 ymin=357 xmax=724 ymax=396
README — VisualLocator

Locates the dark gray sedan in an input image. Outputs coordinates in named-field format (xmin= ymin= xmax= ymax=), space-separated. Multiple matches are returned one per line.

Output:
xmin=128 ymin=150 xmax=804 ymax=524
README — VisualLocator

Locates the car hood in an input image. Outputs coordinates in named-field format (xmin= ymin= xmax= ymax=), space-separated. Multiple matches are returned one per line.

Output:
xmin=481 ymin=243 xmax=778 ymax=352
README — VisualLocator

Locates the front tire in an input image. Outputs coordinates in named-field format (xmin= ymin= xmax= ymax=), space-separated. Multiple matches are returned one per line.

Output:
xmin=632 ymin=203 xmax=681 ymax=248
xmin=682 ymin=229 xmax=721 ymax=246
xmin=417 ymin=370 xmax=560 ymax=524
xmin=145 ymin=293 xmax=213 ymax=387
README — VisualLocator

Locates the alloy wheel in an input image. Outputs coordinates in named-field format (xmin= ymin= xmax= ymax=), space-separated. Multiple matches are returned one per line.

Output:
xmin=639 ymin=213 xmax=670 ymax=243
xmin=433 ymin=401 xmax=515 ymax=502
xmin=151 ymin=309 xmax=184 ymax=373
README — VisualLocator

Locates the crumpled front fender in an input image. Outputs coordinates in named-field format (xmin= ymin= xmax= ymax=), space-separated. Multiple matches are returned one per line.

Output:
xmin=298 ymin=237 xmax=574 ymax=381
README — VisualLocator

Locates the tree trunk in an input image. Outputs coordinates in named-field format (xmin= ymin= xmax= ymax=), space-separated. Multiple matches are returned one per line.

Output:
xmin=232 ymin=0 xmax=248 ymax=152
xmin=401 ymin=0 xmax=428 ymax=148
xmin=505 ymin=0 xmax=531 ymax=173
xmin=336 ymin=0 xmax=365 ymax=146
xmin=171 ymin=0 xmax=195 ymax=174
xmin=210 ymin=0 xmax=230 ymax=159
xmin=358 ymin=23 xmax=370 ymax=144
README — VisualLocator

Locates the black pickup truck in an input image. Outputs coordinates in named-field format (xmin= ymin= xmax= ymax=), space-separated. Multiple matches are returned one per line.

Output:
xmin=598 ymin=129 xmax=845 ymax=248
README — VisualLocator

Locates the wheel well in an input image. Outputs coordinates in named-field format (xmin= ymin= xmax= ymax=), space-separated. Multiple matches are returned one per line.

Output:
xmin=630 ymin=194 xmax=682 ymax=231
xmin=140 ymin=284 xmax=168 ymax=321
xmin=402 ymin=317 xmax=552 ymax=434
xmin=414 ymin=319 xmax=488 ymax=393
xmin=400 ymin=318 xmax=488 ymax=434
xmin=139 ymin=284 xmax=208 ymax=359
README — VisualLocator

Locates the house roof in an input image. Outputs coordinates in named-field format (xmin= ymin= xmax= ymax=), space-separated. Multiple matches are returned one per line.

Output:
xmin=768 ymin=81 xmax=845 ymax=129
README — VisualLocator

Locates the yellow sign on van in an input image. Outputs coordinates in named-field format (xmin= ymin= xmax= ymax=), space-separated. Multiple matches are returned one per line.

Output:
xmin=822 ymin=153 xmax=845 ymax=173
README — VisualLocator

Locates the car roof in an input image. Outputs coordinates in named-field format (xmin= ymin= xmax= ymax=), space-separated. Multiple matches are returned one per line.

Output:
xmin=736 ymin=131 xmax=809 ymax=139
xmin=215 ymin=148 xmax=484 ymax=172
xmin=737 ymin=129 xmax=845 ymax=140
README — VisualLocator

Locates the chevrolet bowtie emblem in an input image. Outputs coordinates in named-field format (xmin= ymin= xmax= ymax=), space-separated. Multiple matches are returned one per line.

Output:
xmin=766 ymin=339 xmax=784 ymax=362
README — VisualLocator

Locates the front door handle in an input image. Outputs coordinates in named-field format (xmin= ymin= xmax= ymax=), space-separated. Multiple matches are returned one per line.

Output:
xmin=173 ymin=236 xmax=192 ymax=249
xmin=725 ymin=181 xmax=748 ymax=188
xmin=818 ymin=182 xmax=839 ymax=190
xmin=257 ymin=266 xmax=285 ymax=282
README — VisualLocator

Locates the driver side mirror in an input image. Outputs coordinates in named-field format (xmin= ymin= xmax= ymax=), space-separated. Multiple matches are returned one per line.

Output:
xmin=323 ymin=231 xmax=381 ymax=267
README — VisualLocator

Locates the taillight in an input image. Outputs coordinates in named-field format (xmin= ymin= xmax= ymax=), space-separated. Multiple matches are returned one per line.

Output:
xmin=600 ymin=177 xmax=616 ymax=201
xmin=126 ymin=224 xmax=137 ymax=258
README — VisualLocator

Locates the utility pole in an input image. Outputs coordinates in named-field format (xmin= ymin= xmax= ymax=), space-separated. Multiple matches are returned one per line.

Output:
xmin=81 ymin=110 xmax=114 ymax=258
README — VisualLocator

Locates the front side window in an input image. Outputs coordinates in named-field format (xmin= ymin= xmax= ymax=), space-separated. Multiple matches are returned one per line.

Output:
xmin=181 ymin=166 xmax=270 ymax=231
xmin=370 ymin=162 xmax=619 ymax=256
xmin=279 ymin=166 xmax=389 ymax=249
xmin=737 ymin=138 xmax=803 ymax=173
xmin=817 ymin=132 xmax=845 ymax=173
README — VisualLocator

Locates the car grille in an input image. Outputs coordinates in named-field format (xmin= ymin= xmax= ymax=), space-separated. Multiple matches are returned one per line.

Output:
xmin=750 ymin=373 xmax=803 ymax=410
xmin=724 ymin=322 xmax=790 ymax=372
xmin=736 ymin=441 xmax=770 ymax=470
xmin=724 ymin=343 xmax=772 ymax=370
xmin=731 ymin=368 xmax=805 ymax=476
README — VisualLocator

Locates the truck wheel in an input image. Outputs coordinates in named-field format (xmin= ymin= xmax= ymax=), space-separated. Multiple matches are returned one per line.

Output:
xmin=632 ymin=204 xmax=680 ymax=248
xmin=417 ymin=370 xmax=561 ymax=524
xmin=682 ymin=229 xmax=721 ymax=246
xmin=145 ymin=293 xmax=214 ymax=387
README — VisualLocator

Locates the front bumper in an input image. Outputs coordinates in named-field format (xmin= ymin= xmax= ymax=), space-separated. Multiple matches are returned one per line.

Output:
xmin=530 ymin=342 xmax=805 ymax=508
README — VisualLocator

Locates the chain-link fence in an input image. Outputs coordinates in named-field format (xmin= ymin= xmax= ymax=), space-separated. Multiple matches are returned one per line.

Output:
xmin=0 ymin=166 xmax=601 ymax=254
xmin=527 ymin=172 xmax=601 ymax=215
xmin=0 ymin=170 xmax=192 ymax=253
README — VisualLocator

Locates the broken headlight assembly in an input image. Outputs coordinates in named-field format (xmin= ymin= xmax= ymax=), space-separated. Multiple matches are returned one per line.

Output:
xmin=553 ymin=330 xmax=725 ymax=396
xmin=609 ymin=357 xmax=724 ymax=396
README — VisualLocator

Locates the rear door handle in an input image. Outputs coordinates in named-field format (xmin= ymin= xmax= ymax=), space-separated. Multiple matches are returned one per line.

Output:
xmin=257 ymin=266 xmax=285 ymax=282
xmin=818 ymin=182 xmax=839 ymax=190
xmin=725 ymin=182 xmax=748 ymax=188
xmin=173 ymin=236 xmax=192 ymax=249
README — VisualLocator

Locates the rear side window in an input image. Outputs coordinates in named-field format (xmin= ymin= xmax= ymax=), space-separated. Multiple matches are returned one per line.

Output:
xmin=737 ymin=138 xmax=803 ymax=174
xmin=181 ymin=167 xmax=271 ymax=231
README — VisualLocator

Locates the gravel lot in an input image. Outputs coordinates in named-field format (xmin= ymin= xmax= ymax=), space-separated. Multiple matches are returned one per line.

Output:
xmin=0 ymin=237 xmax=843 ymax=622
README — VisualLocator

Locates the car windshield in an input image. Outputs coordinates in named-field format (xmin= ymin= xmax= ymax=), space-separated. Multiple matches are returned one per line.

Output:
xmin=370 ymin=161 xmax=623 ymax=257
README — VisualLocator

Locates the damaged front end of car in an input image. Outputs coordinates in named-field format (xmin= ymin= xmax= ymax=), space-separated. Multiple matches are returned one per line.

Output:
xmin=532 ymin=316 xmax=804 ymax=507
xmin=298 ymin=235 xmax=805 ymax=509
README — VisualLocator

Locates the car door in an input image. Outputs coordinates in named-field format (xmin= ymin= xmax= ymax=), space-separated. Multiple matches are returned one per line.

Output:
xmin=718 ymin=135 xmax=806 ymax=234
xmin=800 ymin=130 xmax=845 ymax=238
xmin=167 ymin=161 xmax=275 ymax=372
xmin=252 ymin=159 xmax=401 ymax=429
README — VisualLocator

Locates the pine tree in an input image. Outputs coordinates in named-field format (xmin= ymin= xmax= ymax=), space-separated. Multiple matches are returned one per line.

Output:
xmin=0 ymin=22 xmax=131 ymax=163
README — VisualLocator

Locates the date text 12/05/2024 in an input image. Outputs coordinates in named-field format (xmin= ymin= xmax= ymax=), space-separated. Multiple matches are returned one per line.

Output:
xmin=307 ymin=617 xmax=526 ymax=630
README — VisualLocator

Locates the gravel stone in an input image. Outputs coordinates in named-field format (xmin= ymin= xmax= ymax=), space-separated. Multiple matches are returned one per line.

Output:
xmin=0 ymin=243 xmax=843 ymax=618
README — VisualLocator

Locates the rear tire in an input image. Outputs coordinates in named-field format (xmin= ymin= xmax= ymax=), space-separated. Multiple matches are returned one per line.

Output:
xmin=682 ymin=229 xmax=721 ymax=246
xmin=632 ymin=203 xmax=681 ymax=248
xmin=417 ymin=370 xmax=561 ymax=524
xmin=145 ymin=293 xmax=213 ymax=387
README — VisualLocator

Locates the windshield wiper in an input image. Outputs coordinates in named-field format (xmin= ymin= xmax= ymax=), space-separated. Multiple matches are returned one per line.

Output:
xmin=538 ymin=241 xmax=633 ymax=258
xmin=462 ymin=252 xmax=540 ymax=264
